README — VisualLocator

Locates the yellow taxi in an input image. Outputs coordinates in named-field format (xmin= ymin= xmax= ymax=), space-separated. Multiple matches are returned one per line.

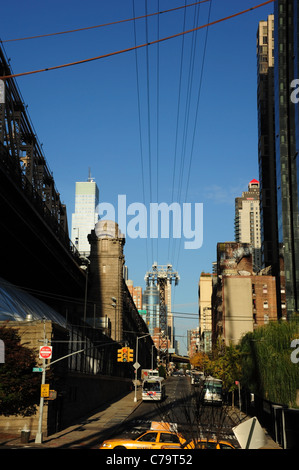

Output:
xmin=183 ymin=438 xmax=235 ymax=449
xmin=99 ymin=422 xmax=186 ymax=450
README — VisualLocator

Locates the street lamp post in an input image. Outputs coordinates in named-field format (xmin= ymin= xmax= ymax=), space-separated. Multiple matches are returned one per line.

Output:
xmin=134 ymin=333 xmax=150 ymax=403
xmin=80 ymin=256 xmax=90 ymax=324
xmin=111 ymin=297 xmax=117 ymax=340
xmin=151 ymin=344 xmax=155 ymax=370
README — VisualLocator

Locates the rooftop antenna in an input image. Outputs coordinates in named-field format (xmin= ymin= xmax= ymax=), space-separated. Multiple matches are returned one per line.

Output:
xmin=88 ymin=167 xmax=94 ymax=182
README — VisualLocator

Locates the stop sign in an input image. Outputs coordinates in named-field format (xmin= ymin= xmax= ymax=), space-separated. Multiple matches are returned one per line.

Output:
xmin=39 ymin=346 xmax=52 ymax=359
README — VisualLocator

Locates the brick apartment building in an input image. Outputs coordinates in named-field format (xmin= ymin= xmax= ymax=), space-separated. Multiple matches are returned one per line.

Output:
xmin=213 ymin=242 xmax=278 ymax=347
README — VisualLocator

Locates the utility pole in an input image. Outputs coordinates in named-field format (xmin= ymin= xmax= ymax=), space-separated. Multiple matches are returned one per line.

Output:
xmin=35 ymin=330 xmax=87 ymax=443
xmin=145 ymin=263 xmax=179 ymax=366
xmin=35 ymin=321 xmax=48 ymax=444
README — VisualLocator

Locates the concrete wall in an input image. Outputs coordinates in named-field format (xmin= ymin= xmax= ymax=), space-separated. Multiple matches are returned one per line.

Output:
xmin=223 ymin=277 xmax=253 ymax=345
xmin=47 ymin=373 xmax=132 ymax=436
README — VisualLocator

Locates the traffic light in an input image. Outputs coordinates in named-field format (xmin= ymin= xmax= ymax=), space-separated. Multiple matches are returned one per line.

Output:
xmin=128 ymin=348 xmax=134 ymax=362
xmin=122 ymin=347 xmax=128 ymax=362
xmin=117 ymin=348 xmax=123 ymax=362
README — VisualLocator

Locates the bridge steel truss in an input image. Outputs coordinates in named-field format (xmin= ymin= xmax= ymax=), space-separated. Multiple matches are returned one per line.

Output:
xmin=145 ymin=263 xmax=179 ymax=364
xmin=0 ymin=46 xmax=69 ymax=240
xmin=0 ymin=45 xmax=86 ymax=310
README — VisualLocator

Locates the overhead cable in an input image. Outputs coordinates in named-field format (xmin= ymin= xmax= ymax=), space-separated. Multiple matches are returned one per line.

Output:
xmin=1 ymin=1 xmax=211 ymax=43
xmin=0 ymin=1 xmax=275 ymax=80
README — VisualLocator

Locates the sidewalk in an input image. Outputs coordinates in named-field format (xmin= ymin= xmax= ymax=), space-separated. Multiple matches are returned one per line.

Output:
xmin=0 ymin=388 xmax=142 ymax=449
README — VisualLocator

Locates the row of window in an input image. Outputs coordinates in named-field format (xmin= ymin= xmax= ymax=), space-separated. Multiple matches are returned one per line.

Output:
xmin=253 ymin=299 xmax=286 ymax=310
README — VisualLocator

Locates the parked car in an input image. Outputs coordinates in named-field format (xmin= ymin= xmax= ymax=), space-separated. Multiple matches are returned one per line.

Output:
xmin=183 ymin=438 xmax=235 ymax=449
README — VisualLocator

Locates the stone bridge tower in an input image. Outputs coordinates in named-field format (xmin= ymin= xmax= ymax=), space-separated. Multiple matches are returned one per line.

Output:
xmin=88 ymin=220 xmax=125 ymax=342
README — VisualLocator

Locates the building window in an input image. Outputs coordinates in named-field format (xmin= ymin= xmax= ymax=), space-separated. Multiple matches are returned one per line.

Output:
xmin=263 ymin=301 xmax=269 ymax=309
xmin=263 ymin=284 xmax=268 ymax=293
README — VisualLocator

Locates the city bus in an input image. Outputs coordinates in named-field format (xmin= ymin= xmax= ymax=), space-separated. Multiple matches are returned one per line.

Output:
xmin=142 ymin=377 xmax=166 ymax=401
xmin=202 ymin=377 xmax=223 ymax=405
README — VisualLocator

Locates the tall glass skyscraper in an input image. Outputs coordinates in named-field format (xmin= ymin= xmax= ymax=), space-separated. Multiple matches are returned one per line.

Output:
xmin=273 ymin=0 xmax=299 ymax=317
xmin=71 ymin=172 xmax=99 ymax=256
xmin=142 ymin=281 xmax=159 ymax=336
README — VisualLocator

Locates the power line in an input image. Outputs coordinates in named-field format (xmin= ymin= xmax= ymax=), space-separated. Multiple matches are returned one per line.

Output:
xmin=1 ymin=1 xmax=211 ymax=43
xmin=0 ymin=1 xmax=275 ymax=80
xmin=173 ymin=0 xmax=212 ymax=272
xmin=132 ymin=0 xmax=149 ymax=270
xmin=169 ymin=0 xmax=205 ymax=265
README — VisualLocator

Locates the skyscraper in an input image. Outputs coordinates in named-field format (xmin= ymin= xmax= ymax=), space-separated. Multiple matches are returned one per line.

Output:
xmin=273 ymin=0 xmax=299 ymax=317
xmin=234 ymin=180 xmax=262 ymax=271
xmin=257 ymin=15 xmax=279 ymax=271
xmin=71 ymin=171 xmax=99 ymax=256
xmin=142 ymin=281 xmax=159 ymax=336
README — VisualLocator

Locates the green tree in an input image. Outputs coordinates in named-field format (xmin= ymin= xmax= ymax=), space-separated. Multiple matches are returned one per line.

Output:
xmin=239 ymin=315 xmax=299 ymax=406
xmin=211 ymin=345 xmax=242 ymax=393
xmin=0 ymin=325 xmax=40 ymax=416
xmin=189 ymin=352 xmax=210 ymax=372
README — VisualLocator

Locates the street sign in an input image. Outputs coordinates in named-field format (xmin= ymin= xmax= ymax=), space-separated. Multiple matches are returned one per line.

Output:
xmin=133 ymin=362 xmax=140 ymax=369
xmin=48 ymin=390 xmax=57 ymax=401
xmin=233 ymin=417 xmax=267 ymax=449
xmin=32 ymin=367 xmax=43 ymax=372
xmin=41 ymin=384 xmax=50 ymax=398
xmin=39 ymin=346 xmax=52 ymax=359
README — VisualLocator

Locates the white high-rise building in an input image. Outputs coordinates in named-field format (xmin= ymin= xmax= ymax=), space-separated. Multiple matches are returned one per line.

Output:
xmin=235 ymin=179 xmax=262 ymax=271
xmin=71 ymin=172 xmax=99 ymax=256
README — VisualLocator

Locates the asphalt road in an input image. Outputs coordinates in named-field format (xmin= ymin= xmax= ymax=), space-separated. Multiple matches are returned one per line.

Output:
xmin=116 ymin=375 xmax=239 ymax=448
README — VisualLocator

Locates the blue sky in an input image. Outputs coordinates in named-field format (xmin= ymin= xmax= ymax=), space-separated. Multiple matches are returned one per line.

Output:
xmin=1 ymin=0 xmax=274 ymax=354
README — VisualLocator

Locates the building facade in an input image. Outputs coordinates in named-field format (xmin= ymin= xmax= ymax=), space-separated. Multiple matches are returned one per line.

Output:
xmin=273 ymin=0 xmax=299 ymax=318
xmin=187 ymin=327 xmax=200 ymax=358
xmin=126 ymin=280 xmax=143 ymax=310
xmin=198 ymin=273 xmax=214 ymax=353
xmin=257 ymin=15 xmax=279 ymax=275
xmin=142 ymin=281 xmax=160 ymax=336
xmin=213 ymin=242 xmax=278 ymax=346
xmin=235 ymin=180 xmax=262 ymax=271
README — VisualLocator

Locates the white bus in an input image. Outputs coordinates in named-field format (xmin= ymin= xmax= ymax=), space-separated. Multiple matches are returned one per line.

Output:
xmin=142 ymin=377 xmax=166 ymax=401
xmin=191 ymin=371 xmax=204 ymax=386
xmin=141 ymin=369 xmax=159 ymax=380
xmin=202 ymin=377 xmax=223 ymax=405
